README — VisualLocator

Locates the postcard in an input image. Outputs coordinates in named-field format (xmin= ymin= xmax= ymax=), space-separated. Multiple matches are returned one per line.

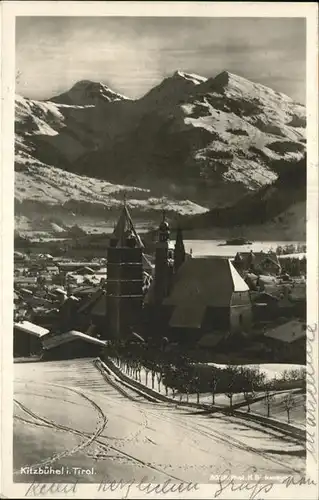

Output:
xmin=1 ymin=1 xmax=318 ymax=499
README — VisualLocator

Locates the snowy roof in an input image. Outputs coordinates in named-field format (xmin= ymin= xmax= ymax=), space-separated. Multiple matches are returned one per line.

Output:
xmin=264 ymin=320 xmax=306 ymax=343
xmin=14 ymin=321 xmax=49 ymax=338
xmin=42 ymin=330 xmax=108 ymax=350
xmin=53 ymin=288 xmax=67 ymax=295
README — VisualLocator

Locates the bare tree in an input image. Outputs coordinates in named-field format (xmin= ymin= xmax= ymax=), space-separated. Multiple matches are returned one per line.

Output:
xmin=242 ymin=375 xmax=255 ymax=413
xmin=156 ymin=369 xmax=163 ymax=392
xmin=164 ymin=382 xmax=169 ymax=396
xmin=225 ymin=385 xmax=234 ymax=410
xmin=194 ymin=375 xmax=200 ymax=405
xmin=185 ymin=383 xmax=189 ymax=403
xmin=144 ymin=366 xmax=150 ymax=386
xmin=225 ymin=366 xmax=240 ymax=412
xmin=282 ymin=368 xmax=302 ymax=382
xmin=281 ymin=369 xmax=290 ymax=382
xmin=264 ymin=383 xmax=274 ymax=418
xmin=210 ymin=375 xmax=219 ymax=406
xmin=151 ymin=369 xmax=155 ymax=389
xmin=283 ymin=392 xmax=296 ymax=424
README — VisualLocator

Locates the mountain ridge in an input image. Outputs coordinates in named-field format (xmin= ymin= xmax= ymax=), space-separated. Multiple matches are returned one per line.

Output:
xmin=15 ymin=69 xmax=306 ymax=238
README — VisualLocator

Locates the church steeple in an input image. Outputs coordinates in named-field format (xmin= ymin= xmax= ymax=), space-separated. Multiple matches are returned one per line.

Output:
xmin=106 ymin=195 xmax=144 ymax=339
xmin=158 ymin=210 xmax=170 ymax=244
xmin=109 ymin=195 xmax=144 ymax=249
xmin=174 ymin=226 xmax=185 ymax=272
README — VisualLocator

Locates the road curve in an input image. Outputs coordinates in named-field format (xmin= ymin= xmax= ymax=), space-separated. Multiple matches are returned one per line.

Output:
xmin=14 ymin=358 xmax=305 ymax=484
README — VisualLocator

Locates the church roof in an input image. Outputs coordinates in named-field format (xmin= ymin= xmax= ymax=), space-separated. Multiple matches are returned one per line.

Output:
xmin=165 ymin=256 xmax=248 ymax=301
xmin=145 ymin=256 xmax=249 ymax=328
xmin=111 ymin=204 xmax=144 ymax=249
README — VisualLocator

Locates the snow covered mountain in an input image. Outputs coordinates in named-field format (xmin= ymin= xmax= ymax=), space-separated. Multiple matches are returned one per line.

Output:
xmin=15 ymin=70 xmax=306 ymax=236
xmin=50 ymin=80 xmax=131 ymax=105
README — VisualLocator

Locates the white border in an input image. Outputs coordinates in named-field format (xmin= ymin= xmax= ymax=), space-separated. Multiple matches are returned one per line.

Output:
xmin=1 ymin=2 xmax=318 ymax=499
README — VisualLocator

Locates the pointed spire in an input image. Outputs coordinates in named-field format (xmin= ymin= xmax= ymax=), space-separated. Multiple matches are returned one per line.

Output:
xmin=174 ymin=226 xmax=185 ymax=272
xmin=110 ymin=198 xmax=144 ymax=248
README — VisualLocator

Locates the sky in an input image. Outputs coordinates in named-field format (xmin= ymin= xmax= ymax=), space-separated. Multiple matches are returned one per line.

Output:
xmin=16 ymin=17 xmax=306 ymax=103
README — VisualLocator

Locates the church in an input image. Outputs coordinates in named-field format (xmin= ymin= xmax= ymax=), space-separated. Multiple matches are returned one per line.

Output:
xmin=65 ymin=200 xmax=252 ymax=344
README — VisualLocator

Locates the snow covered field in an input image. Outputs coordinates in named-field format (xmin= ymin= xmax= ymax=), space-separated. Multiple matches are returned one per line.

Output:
xmin=14 ymin=358 xmax=305 ymax=484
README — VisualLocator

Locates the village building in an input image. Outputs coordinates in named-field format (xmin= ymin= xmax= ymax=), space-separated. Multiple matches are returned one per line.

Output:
xmin=262 ymin=319 xmax=306 ymax=363
xmin=13 ymin=321 xmax=47 ymax=357
xmin=13 ymin=320 xmax=107 ymax=359
xmin=234 ymin=251 xmax=282 ymax=276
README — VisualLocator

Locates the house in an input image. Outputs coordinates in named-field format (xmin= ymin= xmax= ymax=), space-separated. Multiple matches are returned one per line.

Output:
xmin=14 ymin=321 xmax=49 ymax=357
xmin=14 ymin=277 xmax=38 ymax=287
xmin=234 ymin=251 xmax=281 ymax=276
xmin=262 ymin=319 xmax=306 ymax=363
xmin=57 ymin=261 xmax=102 ymax=272
xmin=14 ymin=251 xmax=28 ymax=263
xmin=41 ymin=330 xmax=108 ymax=360
xmin=14 ymin=320 xmax=108 ymax=360
xmin=46 ymin=266 xmax=59 ymax=274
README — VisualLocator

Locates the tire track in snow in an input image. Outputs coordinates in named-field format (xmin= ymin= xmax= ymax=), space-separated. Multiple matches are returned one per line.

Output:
xmin=14 ymin=413 xmax=184 ymax=482
xmin=13 ymin=384 xmax=108 ymax=472
xmin=17 ymin=378 xmax=150 ymax=450
xmin=147 ymin=407 xmax=303 ymax=475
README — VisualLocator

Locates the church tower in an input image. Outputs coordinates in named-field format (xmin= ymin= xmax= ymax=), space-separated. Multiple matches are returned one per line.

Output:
xmin=154 ymin=211 xmax=171 ymax=304
xmin=106 ymin=199 xmax=144 ymax=339
xmin=174 ymin=226 xmax=186 ymax=273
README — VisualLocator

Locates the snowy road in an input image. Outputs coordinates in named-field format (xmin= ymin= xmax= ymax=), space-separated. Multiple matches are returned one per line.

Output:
xmin=14 ymin=358 xmax=305 ymax=484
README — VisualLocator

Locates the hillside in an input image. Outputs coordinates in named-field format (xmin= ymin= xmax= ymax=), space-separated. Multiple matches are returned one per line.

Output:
xmin=178 ymin=156 xmax=306 ymax=228
xmin=14 ymin=160 xmax=208 ymax=234
xmin=15 ymin=70 xmax=306 ymax=237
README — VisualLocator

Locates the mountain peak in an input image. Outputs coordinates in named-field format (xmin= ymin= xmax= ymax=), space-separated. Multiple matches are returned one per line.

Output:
xmin=51 ymin=80 xmax=130 ymax=105
xmin=201 ymin=70 xmax=296 ymax=104
xmin=213 ymin=70 xmax=232 ymax=84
